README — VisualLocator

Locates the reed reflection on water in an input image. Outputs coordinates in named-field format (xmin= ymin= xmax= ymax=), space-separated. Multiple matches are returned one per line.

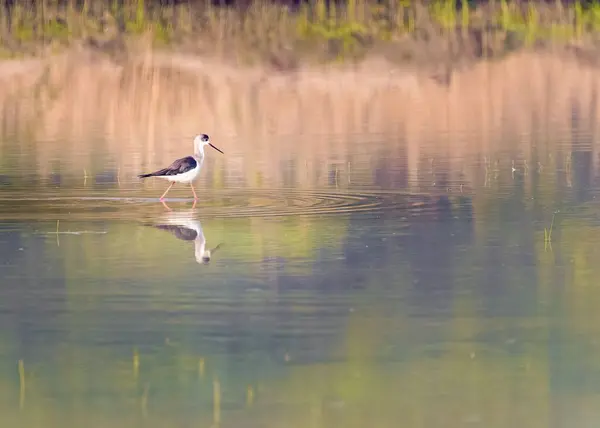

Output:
xmin=1 ymin=51 xmax=600 ymax=427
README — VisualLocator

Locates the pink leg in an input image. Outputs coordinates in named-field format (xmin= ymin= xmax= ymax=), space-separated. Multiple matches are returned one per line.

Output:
xmin=160 ymin=200 xmax=172 ymax=211
xmin=190 ymin=183 xmax=198 ymax=201
xmin=160 ymin=182 xmax=175 ymax=201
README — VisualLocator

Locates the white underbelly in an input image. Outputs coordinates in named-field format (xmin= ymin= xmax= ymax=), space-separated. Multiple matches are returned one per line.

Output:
xmin=160 ymin=167 xmax=200 ymax=183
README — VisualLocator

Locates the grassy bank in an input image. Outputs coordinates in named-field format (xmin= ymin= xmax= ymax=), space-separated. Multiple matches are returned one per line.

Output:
xmin=1 ymin=0 xmax=600 ymax=68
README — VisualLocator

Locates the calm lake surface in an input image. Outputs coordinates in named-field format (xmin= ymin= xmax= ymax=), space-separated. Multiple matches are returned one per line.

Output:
xmin=2 ymin=61 xmax=600 ymax=427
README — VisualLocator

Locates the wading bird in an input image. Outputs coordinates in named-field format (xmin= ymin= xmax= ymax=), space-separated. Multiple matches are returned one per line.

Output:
xmin=138 ymin=134 xmax=224 ymax=201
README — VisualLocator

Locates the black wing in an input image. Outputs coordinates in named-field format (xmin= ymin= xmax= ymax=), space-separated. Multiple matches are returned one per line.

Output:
xmin=153 ymin=224 xmax=198 ymax=241
xmin=138 ymin=156 xmax=197 ymax=178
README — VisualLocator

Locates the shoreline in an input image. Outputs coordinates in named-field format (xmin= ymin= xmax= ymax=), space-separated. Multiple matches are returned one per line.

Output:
xmin=0 ymin=38 xmax=600 ymax=85
xmin=0 ymin=41 xmax=598 ymax=94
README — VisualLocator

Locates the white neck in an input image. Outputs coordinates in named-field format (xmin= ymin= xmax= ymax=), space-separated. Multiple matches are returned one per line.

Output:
xmin=194 ymin=142 xmax=205 ymax=159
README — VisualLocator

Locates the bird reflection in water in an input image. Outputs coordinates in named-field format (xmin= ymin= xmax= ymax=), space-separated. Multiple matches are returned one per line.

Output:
xmin=146 ymin=202 xmax=222 ymax=264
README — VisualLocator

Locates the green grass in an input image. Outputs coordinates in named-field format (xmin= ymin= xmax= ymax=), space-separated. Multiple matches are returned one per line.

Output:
xmin=544 ymin=211 xmax=558 ymax=251
xmin=2 ymin=0 xmax=600 ymax=67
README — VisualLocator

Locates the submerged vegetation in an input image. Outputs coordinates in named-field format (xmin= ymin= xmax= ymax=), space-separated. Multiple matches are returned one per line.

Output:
xmin=1 ymin=0 xmax=600 ymax=67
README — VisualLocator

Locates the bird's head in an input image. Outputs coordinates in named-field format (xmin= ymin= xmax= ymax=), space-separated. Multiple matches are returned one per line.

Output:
xmin=193 ymin=134 xmax=224 ymax=155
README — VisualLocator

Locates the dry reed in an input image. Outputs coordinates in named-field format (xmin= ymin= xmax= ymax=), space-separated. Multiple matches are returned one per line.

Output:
xmin=0 ymin=48 xmax=599 ymax=195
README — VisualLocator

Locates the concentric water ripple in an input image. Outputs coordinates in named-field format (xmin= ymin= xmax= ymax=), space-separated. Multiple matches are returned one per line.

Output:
xmin=0 ymin=188 xmax=464 ymax=220
xmin=197 ymin=189 xmax=446 ymax=218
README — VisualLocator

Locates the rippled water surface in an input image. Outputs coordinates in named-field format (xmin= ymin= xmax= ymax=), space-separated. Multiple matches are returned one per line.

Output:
xmin=3 ymin=60 xmax=600 ymax=427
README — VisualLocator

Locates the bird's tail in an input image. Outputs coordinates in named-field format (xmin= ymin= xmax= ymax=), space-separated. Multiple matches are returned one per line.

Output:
xmin=138 ymin=168 xmax=168 ymax=179
xmin=138 ymin=172 xmax=157 ymax=179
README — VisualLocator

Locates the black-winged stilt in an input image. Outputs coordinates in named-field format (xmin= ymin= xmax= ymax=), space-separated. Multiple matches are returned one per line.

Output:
xmin=138 ymin=134 xmax=224 ymax=201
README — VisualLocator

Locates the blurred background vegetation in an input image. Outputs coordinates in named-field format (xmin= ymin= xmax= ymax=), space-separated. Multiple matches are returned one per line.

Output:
xmin=2 ymin=0 xmax=600 ymax=66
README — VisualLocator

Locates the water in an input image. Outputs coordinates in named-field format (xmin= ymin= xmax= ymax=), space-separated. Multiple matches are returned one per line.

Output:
xmin=3 ymin=59 xmax=600 ymax=427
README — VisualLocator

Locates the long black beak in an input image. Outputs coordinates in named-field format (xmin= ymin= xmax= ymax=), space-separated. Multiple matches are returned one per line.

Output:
xmin=209 ymin=143 xmax=224 ymax=154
